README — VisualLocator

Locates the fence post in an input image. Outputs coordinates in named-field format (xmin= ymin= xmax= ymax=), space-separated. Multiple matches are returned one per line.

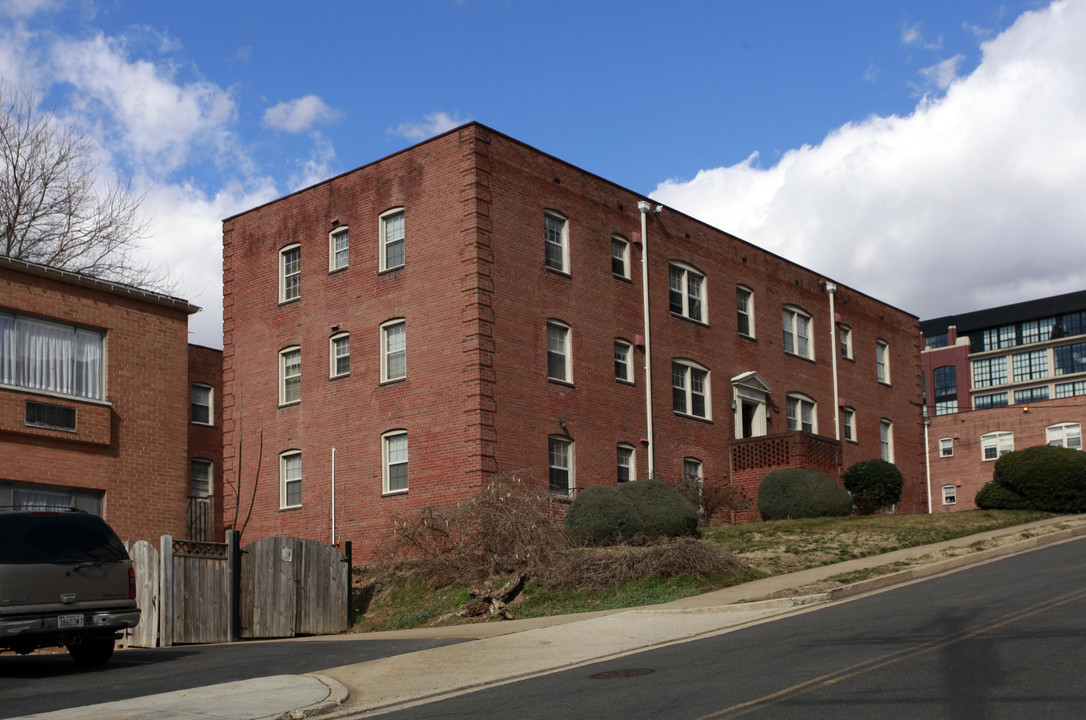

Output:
xmin=159 ymin=535 xmax=173 ymax=647
xmin=228 ymin=530 xmax=241 ymax=643
xmin=344 ymin=540 xmax=353 ymax=629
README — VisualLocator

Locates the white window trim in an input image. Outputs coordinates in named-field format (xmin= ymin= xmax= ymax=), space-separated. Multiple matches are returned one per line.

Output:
xmin=841 ymin=406 xmax=856 ymax=442
xmin=939 ymin=437 xmax=954 ymax=457
xmin=279 ymin=346 xmax=301 ymax=406
xmin=839 ymin=324 xmax=853 ymax=359
xmin=669 ymin=262 xmax=707 ymax=323
xmin=382 ymin=430 xmax=409 ymax=494
xmin=329 ymin=226 xmax=349 ymax=271
xmin=191 ymin=383 xmax=213 ymax=426
xmin=786 ymin=393 xmax=818 ymax=434
xmin=279 ymin=243 xmax=301 ymax=303
xmin=672 ymin=359 xmax=711 ymax=420
xmin=783 ymin=306 xmax=813 ymax=360
xmin=381 ymin=319 xmax=406 ymax=383
xmin=329 ymin=332 xmax=350 ymax=378
xmin=544 ymin=210 xmax=570 ymax=273
xmin=614 ymin=338 xmax=633 ymax=383
xmin=737 ymin=285 xmax=754 ymax=338
xmin=1047 ymin=423 xmax=1082 ymax=450
xmin=547 ymin=320 xmax=573 ymax=383
xmin=981 ymin=431 xmax=1014 ymax=461
xmin=880 ymin=419 xmax=895 ymax=463
xmin=189 ymin=458 xmax=213 ymax=498
xmin=876 ymin=339 xmax=891 ymax=384
xmin=279 ymin=450 xmax=302 ymax=509
xmin=617 ymin=443 xmax=635 ymax=483
xmin=942 ymin=485 xmax=957 ymax=505
xmin=379 ymin=208 xmax=405 ymax=271
xmin=683 ymin=457 xmax=703 ymax=485
xmin=611 ymin=235 xmax=630 ymax=279
xmin=549 ymin=435 xmax=574 ymax=496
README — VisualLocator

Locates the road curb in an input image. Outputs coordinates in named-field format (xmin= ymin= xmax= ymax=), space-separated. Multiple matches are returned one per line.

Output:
xmin=273 ymin=674 xmax=349 ymax=720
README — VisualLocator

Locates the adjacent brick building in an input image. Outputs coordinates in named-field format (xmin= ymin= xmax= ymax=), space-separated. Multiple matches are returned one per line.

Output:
xmin=921 ymin=291 xmax=1086 ymax=511
xmin=222 ymin=123 xmax=925 ymax=558
xmin=0 ymin=255 xmax=222 ymax=543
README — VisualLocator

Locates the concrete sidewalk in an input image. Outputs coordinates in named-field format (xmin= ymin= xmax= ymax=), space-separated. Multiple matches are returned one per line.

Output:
xmin=14 ymin=516 xmax=1086 ymax=720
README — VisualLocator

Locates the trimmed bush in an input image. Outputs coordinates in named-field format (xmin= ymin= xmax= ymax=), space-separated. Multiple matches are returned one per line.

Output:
xmin=565 ymin=485 xmax=643 ymax=544
xmin=844 ymin=459 xmax=904 ymax=514
xmin=974 ymin=480 xmax=1032 ymax=510
xmin=758 ymin=468 xmax=853 ymax=521
xmin=618 ymin=479 xmax=700 ymax=538
xmin=992 ymin=444 xmax=1086 ymax=512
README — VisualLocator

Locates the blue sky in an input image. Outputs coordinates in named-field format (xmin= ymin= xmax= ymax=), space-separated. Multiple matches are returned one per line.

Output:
xmin=3 ymin=0 xmax=1084 ymax=348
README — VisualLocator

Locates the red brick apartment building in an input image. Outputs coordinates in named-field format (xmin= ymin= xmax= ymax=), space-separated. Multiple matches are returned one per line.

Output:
xmin=0 ymin=256 xmax=223 ymax=543
xmin=921 ymin=291 xmax=1086 ymax=511
xmin=222 ymin=123 xmax=925 ymax=557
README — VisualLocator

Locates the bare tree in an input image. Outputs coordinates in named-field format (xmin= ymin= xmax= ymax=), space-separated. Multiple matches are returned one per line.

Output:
xmin=0 ymin=82 xmax=169 ymax=289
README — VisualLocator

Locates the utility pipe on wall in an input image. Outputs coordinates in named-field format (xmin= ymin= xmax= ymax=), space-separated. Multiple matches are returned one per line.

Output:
xmin=638 ymin=201 xmax=656 ymax=479
xmin=331 ymin=447 xmax=336 ymax=545
xmin=823 ymin=282 xmax=841 ymax=441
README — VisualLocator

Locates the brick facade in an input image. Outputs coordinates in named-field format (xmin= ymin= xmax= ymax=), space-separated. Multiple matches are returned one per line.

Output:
xmin=222 ymin=123 xmax=925 ymax=559
xmin=189 ymin=344 xmax=224 ymax=540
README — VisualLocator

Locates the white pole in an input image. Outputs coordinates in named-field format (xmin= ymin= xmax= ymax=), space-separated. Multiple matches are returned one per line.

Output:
xmin=824 ymin=282 xmax=841 ymax=440
xmin=638 ymin=201 xmax=655 ymax=479
xmin=331 ymin=447 xmax=336 ymax=545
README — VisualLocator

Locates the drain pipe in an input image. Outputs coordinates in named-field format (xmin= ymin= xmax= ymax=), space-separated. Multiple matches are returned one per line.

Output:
xmin=822 ymin=281 xmax=841 ymax=440
xmin=924 ymin=419 xmax=933 ymax=513
xmin=331 ymin=447 xmax=336 ymax=545
xmin=638 ymin=201 xmax=656 ymax=479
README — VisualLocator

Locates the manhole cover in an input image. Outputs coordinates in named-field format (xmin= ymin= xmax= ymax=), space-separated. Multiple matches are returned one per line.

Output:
xmin=589 ymin=668 xmax=656 ymax=680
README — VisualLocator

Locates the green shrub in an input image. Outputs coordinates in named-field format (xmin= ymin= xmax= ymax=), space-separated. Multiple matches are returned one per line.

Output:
xmin=844 ymin=459 xmax=904 ymax=514
xmin=565 ymin=485 xmax=643 ymax=544
xmin=618 ymin=479 xmax=699 ymax=538
xmin=974 ymin=480 xmax=1032 ymax=510
xmin=758 ymin=468 xmax=853 ymax=521
xmin=992 ymin=444 xmax=1086 ymax=512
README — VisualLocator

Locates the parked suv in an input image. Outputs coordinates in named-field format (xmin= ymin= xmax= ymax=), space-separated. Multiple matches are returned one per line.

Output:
xmin=0 ymin=509 xmax=140 ymax=665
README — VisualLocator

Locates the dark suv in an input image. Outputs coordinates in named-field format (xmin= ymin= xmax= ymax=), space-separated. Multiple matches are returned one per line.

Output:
xmin=0 ymin=509 xmax=141 ymax=665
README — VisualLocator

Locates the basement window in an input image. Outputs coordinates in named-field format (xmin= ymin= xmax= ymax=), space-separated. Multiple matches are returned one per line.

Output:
xmin=25 ymin=401 xmax=76 ymax=432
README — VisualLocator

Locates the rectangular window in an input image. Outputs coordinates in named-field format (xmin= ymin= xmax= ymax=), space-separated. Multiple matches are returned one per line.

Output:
xmin=547 ymin=322 xmax=571 ymax=382
xmin=974 ymin=392 xmax=1009 ymax=409
xmin=983 ymin=325 xmax=1016 ymax=351
xmin=330 ymin=227 xmax=349 ymax=271
xmin=381 ymin=210 xmax=405 ymax=270
xmin=191 ymin=384 xmax=213 ymax=425
xmin=280 ymin=347 xmax=301 ymax=405
xmin=672 ymin=360 xmax=709 ymax=419
xmin=782 ymin=307 xmax=812 ymax=359
xmin=737 ymin=286 xmax=754 ymax=337
xmin=25 ymin=401 xmax=76 ymax=432
xmin=839 ymin=325 xmax=852 ymax=359
xmin=939 ymin=437 xmax=954 ymax=457
xmin=330 ymin=334 xmax=350 ymax=377
xmin=611 ymin=237 xmax=629 ymax=278
xmin=1055 ymin=380 xmax=1086 ymax=398
xmin=669 ymin=264 xmax=705 ymax=322
xmin=925 ymin=334 xmax=947 ymax=349
xmin=876 ymin=340 xmax=890 ymax=383
xmin=786 ymin=395 xmax=816 ymax=433
xmin=381 ymin=321 xmax=406 ymax=382
xmin=982 ymin=432 xmax=1014 ymax=460
xmin=281 ymin=451 xmax=301 ymax=508
xmin=880 ymin=419 xmax=894 ymax=462
xmin=842 ymin=407 xmax=856 ymax=442
xmin=544 ymin=211 xmax=568 ymax=272
xmin=280 ymin=245 xmax=300 ymax=302
xmin=942 ymin=485 xmax=957 ymax=505
xmin=190 ymin=458 xmax=212 ymax=497
xmin=1021 ymin=318 xmax=1056 ymax=345
xmin=614 ymin=339 xmax=633 ymax=382
xmin=973 ymin=357 xmax=1008 ymax=388
xmin=933 ymin=366 xmax=957 ymax=415
xmin=617 ymin=444 xmax=634 ymax=483
xmin=0 ymin=311 xmax=103 ymax=400
xmin=1014 ymin=386 xmax=1049 ymax=404
xmin=383 ymin=432 xmax=409 ymax=493
xmin=549 ymin=436 xmax=573 ymax=495
xmin=683 ymin=458 xmax=703 ymax=487
xmin=1047 ymin=423 xmax=1082 ymax=450
xmin=1054 ymin=342 xmax=1086 ymax=376
xmin=1012 ymin=349 xmax=1048 ymax=382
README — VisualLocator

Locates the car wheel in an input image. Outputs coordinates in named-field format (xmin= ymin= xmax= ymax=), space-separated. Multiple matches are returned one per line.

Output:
xmin=68 ymin=637 xmax=115 ymax=666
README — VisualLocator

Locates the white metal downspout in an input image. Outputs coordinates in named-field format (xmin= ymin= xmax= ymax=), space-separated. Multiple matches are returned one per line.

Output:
xmin=924 ymin=420 xmax=933 ymax=513
xmin=638 ymin=201 xmax=655 ymax=479
xmin=824 ymin=282 xmax=841 ymax=440
xmin=331 ymin=447 xmax=336 ymax=545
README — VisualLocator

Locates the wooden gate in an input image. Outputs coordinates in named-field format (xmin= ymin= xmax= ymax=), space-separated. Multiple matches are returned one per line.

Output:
xmin=160 ymin=535 xmax=233 ymax=646
xmin=127 ymin=540 xmax=159 ymax=648
xmin=241 ymin=537 xmax=349 ymax=639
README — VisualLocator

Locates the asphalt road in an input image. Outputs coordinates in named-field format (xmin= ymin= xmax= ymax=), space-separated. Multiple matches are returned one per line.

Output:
xmin=371 ymin=536 xmax=1086 ymax=720
xmin=0 ymin=635 xmax=464 ymax=718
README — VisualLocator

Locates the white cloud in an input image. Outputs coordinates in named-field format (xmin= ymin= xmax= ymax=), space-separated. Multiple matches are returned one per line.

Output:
xmin=652 ymin=0 xmax=1086 ymax=320
xmin=919 ymin=54 xmax=964 ymax=90
xmin=263 ymin=94 xmax=341 ymax=133
xmin=393 ymin=111 xmax=470 ymax=141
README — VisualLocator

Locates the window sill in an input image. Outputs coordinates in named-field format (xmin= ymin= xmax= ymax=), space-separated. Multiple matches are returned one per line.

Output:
xmin=278 ymin=400 xmax=301 ymax=409
xmin=379 ymin=377 xmax=406 ymax=386
xmin=328 ymin=265 xmax=349 ymax=274
xmin=278 ymin=297 xmax=301 ymax=307
xmin=738 ymin=332 xmax=756 ymax=341
xmin=279 ymin=504 xmax=302 ymax=512
xmin=382 ymin=489 xmax=409 ymax=497
xmin=673 ymin=411 xmax=713 ymax=424
xmin=784 ymin=351 xmax=816 ymax=363
xmin=878 ymin=380 xmax=892 ymax=387
xmin=329 ymin=373 xmax=350 ymax=381
xmin=544 ymin=266 xmax=572 ymax=278
xmin=615 ymin=378 xmax=635 ymax=386
xmin=378 ymin=264 xmax=405 ymax=276
xmin=548 ymin=378 xmax=575 ymax=388
xmin=191 ymin=421 xmax=215 ymax=428
xmin=612 ymin=274 xmax=633 ymax=284
xmin=670 ymin=312 xmax=709 ymax=328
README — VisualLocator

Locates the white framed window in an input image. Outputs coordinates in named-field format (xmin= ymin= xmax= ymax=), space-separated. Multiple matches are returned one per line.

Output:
xmin=981 ymin=431 xmax=1014 ymax=461
xmin=683 ymin=457 xmax=703 ymax=486
xmin=382 ymin=431 xmax=409 ymax=494
xmin=279 ymin=346 xmax=301 ymax=405
xmin=839 ymin=325 xmax=852 ymax=359
xmin=279 ymin=244 xmax=301 ymax=302
xmin=614 ymin=339 xmax=633 ymax=382
xmin=190 ymin=458 xmax=212 ymax=498
xmin=0 ymin=311 xmax=104 ymax=401
xmin=939 ymin=437 xmax=954 ymax=457
xmin=841 ymin=407 xmax=856 ymax=442
xmin=191 ymin=384 xmax=213 ymax=426
xmin=280 ymin=450 xmax=301 ymax=508
xmin=942 ymin=485 xmax=957 ymax=505
xmin=549 ymin=435 xmax=573 ymax=495
xmin=547 ymin=320 xmax=572 ymax=383
xmin=617 ymin=443 xmax=635 ymax=483
xmin=669 ymin=262 xmax=705 ymax=322
xmin=880 ymin=419 xmax=894 ymax=462
xmin=381 ymin=320 xmax=406 ymax=382
xmin=876 ymin=340 xmax=890 ymax=383
xmin=329 ymin=226 xmax=349 ymax=271
xmin=329 ymin=333 xmax=350 ymax=378
xmin=380 ymin=208 xmax=405 ymax=271
xmin=782 ymin=306 xmax=813 ymax=359
xmin=786 ymin=393 xmax=817 ymax=434
xmin=544 ymin=210 xmax=569 ymax=273
xmin=737 ymin=286 xmax=754 ymax=337
xmin=1047 ymin=423 xmax=1082 ymax=450
xmin=672 ymin=359 xmax=710 ymax=419
xmin=611 ymin=236 xmax=629 ymax=279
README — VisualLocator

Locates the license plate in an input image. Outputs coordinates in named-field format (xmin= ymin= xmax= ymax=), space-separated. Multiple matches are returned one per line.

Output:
xmin=58 ymin=614 xmax=84 ymax=628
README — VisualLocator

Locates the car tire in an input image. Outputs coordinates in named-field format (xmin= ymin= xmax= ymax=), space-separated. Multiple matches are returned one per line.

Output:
xmin=68 ymin=637 xmax=115 ymax=666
